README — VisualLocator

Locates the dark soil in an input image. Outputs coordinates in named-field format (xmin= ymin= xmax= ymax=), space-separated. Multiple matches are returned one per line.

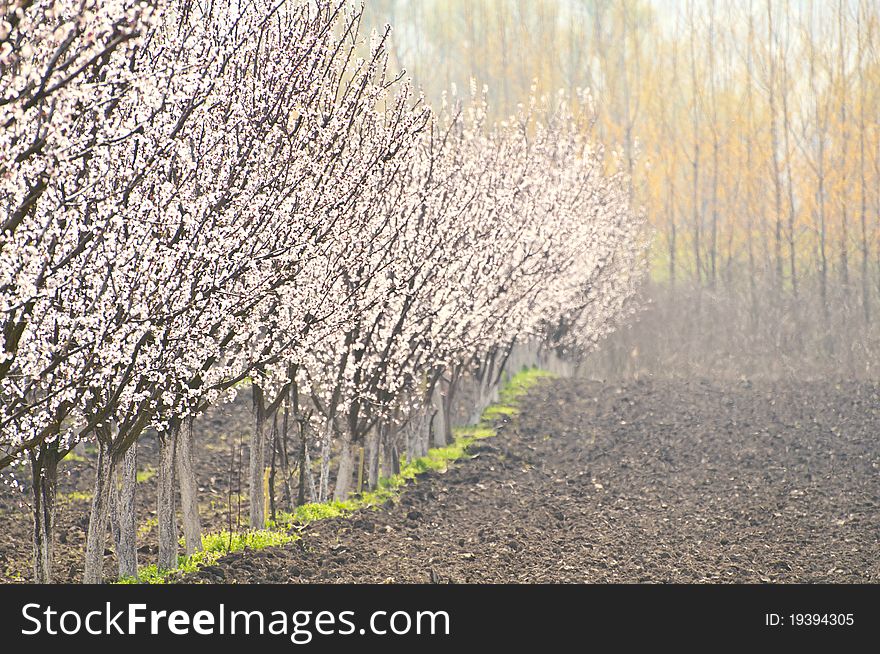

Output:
xmin=180 ymin=378 xmax=879 ymax=584
xmin=1 ymin=378 xmax=877 ymax=583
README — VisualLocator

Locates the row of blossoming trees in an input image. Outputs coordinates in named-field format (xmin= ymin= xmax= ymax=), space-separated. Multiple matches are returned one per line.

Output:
xmin=0 ymin=0 xmax=643 ymax=583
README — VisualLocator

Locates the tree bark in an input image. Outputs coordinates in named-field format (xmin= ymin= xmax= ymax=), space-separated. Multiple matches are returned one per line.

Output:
xmin=317 ymin=416 xmax=333 ymax=502
xmin=249 ymin=385 xmax=267 ymax=529
xmin=332 ymin=432 xmax=355 ymax=501
xmin=83 ymin=440 xmax=115 ymax=584
xmin=297 ymin=422 xmax=308 ymax=506
xmin=176 ymin=418 xmax=202 ymax=555
xmin=302 ymin=438 xmax=317 ymax=504
xmin=382 ymin=423 xmax=400 ymax=478
xmin=278 ymin=400 xmax=294 ymax=512
xmin=471 ymin=359 xmax=493 ymax=424
xmin=269 ymin=414 xmax=278 ymax=522
xmin=366 ymin=426 xmax=381 ymax=490
xmin=114 ymin=443 xmax=138 ymax=579
xmin=157 ymin=428 xmax=178 ymax=570
xmin=422 ymin=406 xmax=435 ymax=458
xmin=446 ymin=370 xmax=463 ymax=440
xmin=30 ymin=443 xmax=59 ymax=583
xmin=429 ymin=380 xmax=454 ymax=447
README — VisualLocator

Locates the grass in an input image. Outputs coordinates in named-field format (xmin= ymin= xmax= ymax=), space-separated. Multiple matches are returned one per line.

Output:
xmin=136 ymin=465 xmax=157 ymax=483
xmin=481 ymin=403 xmax=519 ymax=421
xmin=497 ymin=366 xmax=555 ymax=405
xmin=63 ymin=451 xmax=88 ymax=464
xmin=137 ymin=517 xmax=158 ymax=539
xmin=267 ymin=433 xmax=485 ymax=529
xmin=122 ymin=365 xmax=552 ymax=584
xmin=60 ymin=490 xmax=93 ymax=502
xmin=120 ymin=530 xmax=296 ymax=584
xmin=4 ymin=565 xmax=24 ymax=582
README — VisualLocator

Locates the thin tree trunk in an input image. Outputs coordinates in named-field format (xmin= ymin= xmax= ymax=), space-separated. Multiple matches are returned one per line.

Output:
xmin=857 ymin=6 xmax=869 ymax=324
xmin=278 ymin=398 xmax=294 ymax=512
xmin=176 ymin=418 xmax=202 ymax=555
xmin=446 ymin=366 xmax=463 ymax=439
xmin=302 ymin=439 xmax=317 ymax=504
xmin=431 ymin=381 xmax=448 ymax=448
xmin=383 ymin=423 xmax=400 ymax=477
xmin=297 ymin=419 xmax=308 ymax=506
xmin=708 ymin=0 xmax=719 ymax=292
xmin=689 ymin=1 xmax=702 ymax=286
xmin=318 ymin=416 xmax=333 ymax=503
xmin=410 ymin=417 xmax=419 ymax=461
xmin=157 ymin=427 xmax=178 ymax=570
xmin=838 ymin=0 xmax=850 ymax=292
xmin=333 ymin=431 xmax=355 ymax=501
xmin=30 ymin=442 xmax=59 ymax=583
xmin=471 ymin=357 xmax=495 ymax=424
xmin=767 ymin=0 xmax=784 ymax=292
xmin=807 ymin=15 xmax=830 ymax=324
xmin=83 ymin=440 xmax=115 ymax=584
xmin=818 ymin=148 xmax=829 ymax=322
xmin=115 ymin=443 xmax=138 ymax=579
xmin=745 ymin=10 xmax=758 ymax=330
xmin=421 ymin=404 xmax=432 ymax=457
xmin=366 ymin=426 xmax=381 ymax=490
xmin=249 ymin=385 xmax=267 ymax=529
xmin=783 ymin=81 xmax=798 ymax=300
xmin=669 ymin=174 xmax=677 ymax=290
xmin=269 ymin=413 xmax=278 ymax=522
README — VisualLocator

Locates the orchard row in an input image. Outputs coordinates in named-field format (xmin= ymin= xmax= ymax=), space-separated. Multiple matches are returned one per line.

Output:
xmin=0 ymin=0 xmax=643 ymax=582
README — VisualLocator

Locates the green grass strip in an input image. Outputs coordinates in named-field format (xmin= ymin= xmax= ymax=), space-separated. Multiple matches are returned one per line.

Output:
xmin=118 ymin=530 xmax=296 ymax=584
xmin=120 ymin=365 xmax=553 ymax=584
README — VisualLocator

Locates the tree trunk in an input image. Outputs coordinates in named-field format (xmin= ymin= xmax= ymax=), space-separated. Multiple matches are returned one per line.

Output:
xmin=278 ymin=400 xmax=294 ymax=512
xmin=423 ymin=406 xmax=436 ymax=457
xmin=690 ymin=7 xmax=702 ymax=289
xmin=269 ymin=414 xmax=278 ymax=522
xmin=157 ymin=428 xmax=178 ymax=570
xmin=176 ymin=418 xmax=202 ymax=555
xmin=249 ymin=385 xmax=268 ymax=529
xmin=366 ymin=426 xmax=381 ymax=490
xmin=318 ymin=416 xmax=333 ymax=503
xmin=669 ymin=174 xmax=677 ymax=290
xmin=431 ymin=381 xmax=448 ymax=448
xmin=114 ymin=443 xmax=138 ymax=579
xmin=470 ymin=362 xmax=492 ymax=424
xmin=297 ymin=422 xmax=308 ymax=506
xmin=838 ymin=1 xmax=850 ymax=294
xmin=382 ymin=423 xmax=400 ymax=478
xmin=302 ymin=438 xmax=317 ymax=504
xmin=333 ymin=432 xmax=355 ymax=501
xmin=446 ymin=380 xmax=461 ymax=436
xmin=83 ymin=440 xmax=115 ymax=584
xmin=356 ymin=446 xmax=365 ymax=495
xmin=30 ymin=443 xmax=59 ymax=583
xmin=431 ymin=380 xmax=446 ymax=447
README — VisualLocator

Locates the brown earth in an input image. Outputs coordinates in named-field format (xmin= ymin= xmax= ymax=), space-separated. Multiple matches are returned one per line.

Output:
xmin=1 ymin=378 xmax=878 ymax=583
xmin=184 ymin=378 xmax=880 ymax=583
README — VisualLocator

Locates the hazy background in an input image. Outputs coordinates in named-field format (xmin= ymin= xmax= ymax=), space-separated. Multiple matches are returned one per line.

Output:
xmin=361 ymin=0 xmax=880 ymax=379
